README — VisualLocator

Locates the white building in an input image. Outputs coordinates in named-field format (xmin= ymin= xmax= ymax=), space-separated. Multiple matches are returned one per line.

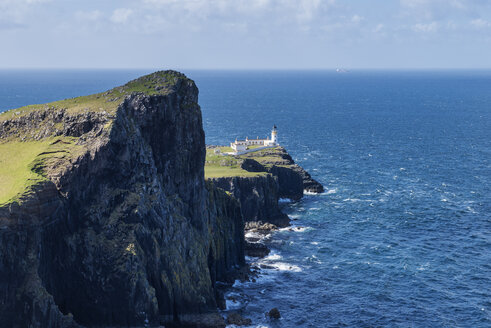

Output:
xmin=230 ymin=125 xmax=278 ymax=152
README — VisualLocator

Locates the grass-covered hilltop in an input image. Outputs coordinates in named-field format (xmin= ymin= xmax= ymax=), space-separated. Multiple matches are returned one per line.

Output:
xmin=0 ymin=70 xmax=187 ymax=121
xmin=0 ymin=71 xmax=190 ymax=206
xmin=0 ymin=70 xmax=324 ymax=328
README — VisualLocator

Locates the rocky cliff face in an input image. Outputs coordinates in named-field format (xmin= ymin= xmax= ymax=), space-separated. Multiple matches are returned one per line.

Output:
xmin=209 ymin=174 xmax=289 ymax=228
xmin=244 ymin=147 xmax=325 ymax=197
xmin=0 ymin=71 xmax=244 ymax=327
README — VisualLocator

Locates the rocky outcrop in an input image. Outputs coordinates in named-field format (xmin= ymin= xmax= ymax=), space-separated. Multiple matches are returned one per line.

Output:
xmin=0 ymin=71 xmax=245 ymax=327
xmin=209 ymin=174 xmax=289 ymax=228
xmin=241 ymin=146 xmax=324 ymax=198
xmin=206 ymin=145 xmax=324 ymax=230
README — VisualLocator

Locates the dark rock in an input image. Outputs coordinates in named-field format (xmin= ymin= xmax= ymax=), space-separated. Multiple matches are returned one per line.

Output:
xmin=241 ymin=146 xmax=324 ymax=196
xmin=245 ymin=221 xmax=278 ymax=232
xmin=226 ymin=312 xmax=252 ymax=326
xmin=260 ymin=264 xmax=275 ymax=270
xmin=240 ymin=158 xmax=265 ymax=172
xmin=210 ymin=175 xmax=290 ymax=227
xmin=245 ymin=241 xmax=270 ymax=258
xmin=266 ymin=307 xmax=281 ymax=319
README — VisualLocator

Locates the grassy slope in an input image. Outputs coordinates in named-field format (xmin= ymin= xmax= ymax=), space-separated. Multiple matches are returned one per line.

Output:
xmin=204 ymin=146 xmax=291 ymax=179
xmin=204 ymin=147 xmax=267 ymax=179
xmin=0 ymin=137 xmax=84 ymax=205
xmin=0 ymin=70 xmax=187 ymax=121
xmin=0 ymin=141 xmax=50 ymax=205
xmin=0 ymin=71 xmax=188 ymax=205
xmin=238 ymin=147 xmax=283 ymax=165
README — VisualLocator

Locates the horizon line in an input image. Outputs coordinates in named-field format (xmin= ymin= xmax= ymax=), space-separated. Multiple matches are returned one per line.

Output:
xmin=1 ymin=67 xmax=491 ymax=71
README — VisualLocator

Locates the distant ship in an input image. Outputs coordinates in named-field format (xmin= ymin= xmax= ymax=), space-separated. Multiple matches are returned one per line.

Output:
xmin=336 ymin=68 xmax=349 ymax=73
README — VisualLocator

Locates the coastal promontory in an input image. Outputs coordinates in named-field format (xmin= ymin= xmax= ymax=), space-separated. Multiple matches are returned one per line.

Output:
xmin=0 ymin=71 xmax=245 ymax=327
xmin=0 ymin=71 xmax=323 ymax=327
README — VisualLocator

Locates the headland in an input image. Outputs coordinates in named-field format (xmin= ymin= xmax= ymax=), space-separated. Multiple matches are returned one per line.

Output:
xmin=0 ymin=70 xmax=323 ymax=327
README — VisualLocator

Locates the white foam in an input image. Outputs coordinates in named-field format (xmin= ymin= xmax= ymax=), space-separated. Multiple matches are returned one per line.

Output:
xmin=305 ymin=254 xmax=322 ymax=264
xmin=279 ymin=198 xmax=293 ymax=203
xmin=326 ymin=188 xmax=337 ymax=194
xmin=264 ymin=253 xmax=282 ymax=261
xmin=244 ymin=231 xmax=261 ymax=239
xmin=278 ymin=226 xmax=311 ymax=233
xmin=266 ymin=262 xmax=302 ymax=272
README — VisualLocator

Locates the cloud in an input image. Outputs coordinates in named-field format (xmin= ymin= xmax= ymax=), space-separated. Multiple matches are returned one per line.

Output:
xmin=374 ymin=23 xmax=384 ymax=33
xmin=0 ymin=0 xmax=52 ymax=29
xmin=75 ymin=10 xmax=103 ymax=22
xmin=412 ymin=21 xmax=438 ymax=32
xmin=351 ymin=15 xmax=363 ymax=24
xmin=140 ymin=0 xmax=336 ymax=26
xmin=400 ymin=0 xmax=461 ymax=21
xmin=470 ymin=18 xmax=491 ymax=29
xmin=110 ymin=8 xmax=133 ymax=24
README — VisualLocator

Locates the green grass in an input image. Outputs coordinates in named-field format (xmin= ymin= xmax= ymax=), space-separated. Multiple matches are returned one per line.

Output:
xmin=0 ymin=70 xmax=190 ymax=121
xmin=0 ymin=138 xmax=85 ymax=205
xmin=0 ymin=141 xmax=52 ymax=205
xmin=218 ymin=146 xmax=234 ymax=153
xmin=239 ymin=147 xmax=282 ymax=164
xmin=204 ymin=148 xmax=266 ymax=179
xmin=205 ymin=166 xmax=267 ymax=178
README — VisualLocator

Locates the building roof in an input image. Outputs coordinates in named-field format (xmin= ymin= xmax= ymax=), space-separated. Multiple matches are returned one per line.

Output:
xmin=232 ymin=138 xmax=269 ymax=143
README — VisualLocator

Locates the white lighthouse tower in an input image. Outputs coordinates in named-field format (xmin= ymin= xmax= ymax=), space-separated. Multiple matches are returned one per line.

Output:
xmin=271 ymin=125 xmax=278 ymax=145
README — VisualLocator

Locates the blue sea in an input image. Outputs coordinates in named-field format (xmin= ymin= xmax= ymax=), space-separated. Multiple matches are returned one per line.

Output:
xmin=1 ymin=70 xmax=490 ymax=327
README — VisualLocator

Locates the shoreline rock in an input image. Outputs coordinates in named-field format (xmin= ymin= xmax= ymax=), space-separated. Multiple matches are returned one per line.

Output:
xmin=266 ymin=307 xmax=281 ymax=319
xmin=226 ymin=312 xmax=252 ymax=326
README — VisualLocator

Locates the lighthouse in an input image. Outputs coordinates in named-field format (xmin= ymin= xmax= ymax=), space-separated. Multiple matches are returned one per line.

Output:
xmin=271 ymin=125 xmax=278 ymax=145
xmin=229 ymin=126 xmax=279 ymax=152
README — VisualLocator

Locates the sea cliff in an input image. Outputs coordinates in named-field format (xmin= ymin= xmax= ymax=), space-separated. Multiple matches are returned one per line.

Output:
xmin=0 ymin=71 xmax=323 ymax=327
xmin=205 ymin=146 xmax=324 ymax=228
xmin=0 ymin=71 xmax=244 ymax=327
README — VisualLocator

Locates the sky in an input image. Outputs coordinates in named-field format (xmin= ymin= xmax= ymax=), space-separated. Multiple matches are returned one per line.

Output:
xmin=0 ymin=0 xmax=490 ymax=69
